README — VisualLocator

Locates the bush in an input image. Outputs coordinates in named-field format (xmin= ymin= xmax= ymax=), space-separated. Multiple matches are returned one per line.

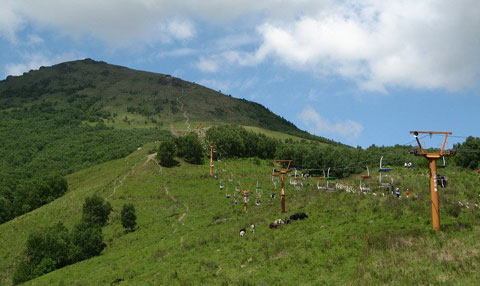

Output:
xmin=13 ymin=223 xmax=74 ymax=285
xmin=121 ymin=203 xmax=137 ymax=232
xmin=175 ymin=132 xmax=204 ymax=164
xmin=157 ymin=139 xmax=177 ymax=167
xmin=71 ymin=221 xmax=105 ymax=260
xmin=82 ymin=195 xmax=112 ymax=226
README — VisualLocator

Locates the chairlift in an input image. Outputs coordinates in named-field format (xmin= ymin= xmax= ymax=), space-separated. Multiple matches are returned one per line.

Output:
xmin=359 ymin=166 xmax=371 ymax=192
xmin=437 ymin=175 xmax=448 ymax=188
xmin=379 ymin=156 xmax=393 ymax=172
xmin=379 ymin=156 xmax=393 ymax=188
xmin=436 ymin=156 xmax=448 ymax=188
xmin=316 ymin=170 xmax=327 ymax=190
xmin=318 ymin=168 xmax=336 ymax=191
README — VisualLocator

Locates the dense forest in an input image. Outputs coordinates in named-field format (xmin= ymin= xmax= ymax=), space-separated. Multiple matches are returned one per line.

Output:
xmin=0 ymin=102 xmax=169 ymax=224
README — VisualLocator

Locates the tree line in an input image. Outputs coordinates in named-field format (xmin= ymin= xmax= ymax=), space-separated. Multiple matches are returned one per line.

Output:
xmin=157 ymin=125 xmax=479 ymax=177
xmin=0 ymin=102 xmax=168 ymax=224
xmin=13 ymin=195 xmax=137 ymax=285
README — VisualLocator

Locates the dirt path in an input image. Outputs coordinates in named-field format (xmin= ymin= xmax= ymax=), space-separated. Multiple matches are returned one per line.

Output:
xmin=164 ymin=186 xmax=189 ymax=224
xmin=176 ymin=90 xmax=190 ymax=131
xmin=110 ymin=160 xmax=139 ymax=198
xmin=170 ymin=121 xmax=180 ymax=137
xmin=144 ymin=152 xmax=158 ymax=167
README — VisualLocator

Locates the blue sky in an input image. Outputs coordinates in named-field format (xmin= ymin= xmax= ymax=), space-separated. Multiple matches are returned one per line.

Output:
xmin=1 ymin=0 xmax=479 ymax=148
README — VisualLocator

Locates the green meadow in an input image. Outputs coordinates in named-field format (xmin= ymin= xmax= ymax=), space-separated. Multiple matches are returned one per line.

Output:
xmin=1 ymin=144 xmax=479 ymax=285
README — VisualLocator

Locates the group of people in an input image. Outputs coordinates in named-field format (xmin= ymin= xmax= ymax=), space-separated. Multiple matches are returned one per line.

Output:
xmin=389 ymin=187 xmax=414 ymax=198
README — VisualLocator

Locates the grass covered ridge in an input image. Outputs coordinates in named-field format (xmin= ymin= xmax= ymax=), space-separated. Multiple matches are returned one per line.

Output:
xmin=1 ymin=146 xmax=480 ymax=285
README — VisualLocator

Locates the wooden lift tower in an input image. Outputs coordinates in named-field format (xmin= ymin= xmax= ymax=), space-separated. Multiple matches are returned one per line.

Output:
xmin=409 ymin=131 xmax=455 ymax=231
xmin=272 ymin=160 xmax=293 ymax=213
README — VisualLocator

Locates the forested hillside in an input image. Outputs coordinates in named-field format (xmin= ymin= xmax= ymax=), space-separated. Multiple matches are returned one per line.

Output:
xmin=0 ymin=59 xmax=338 ymax=144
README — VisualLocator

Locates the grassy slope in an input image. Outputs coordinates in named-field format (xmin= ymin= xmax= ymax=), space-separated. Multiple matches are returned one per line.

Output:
xmin=0 ymin=59 xmax=336 ymax=145
xmin=1 ymin=147 xmax=480 ymax=285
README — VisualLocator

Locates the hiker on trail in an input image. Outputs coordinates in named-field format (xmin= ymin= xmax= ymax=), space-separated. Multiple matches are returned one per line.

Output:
xmin=395 ymin=187 xmax=401 ymax=198
xmin=405 ymin=189 xmax=411 ymax=198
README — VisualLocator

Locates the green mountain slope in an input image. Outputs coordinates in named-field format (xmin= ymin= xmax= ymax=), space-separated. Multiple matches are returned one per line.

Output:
xmin=0 ymin=58 xmax=337 ymax=144
xmin=1 ymin=146 xmax=479 ymax=285
xmin=0 ymin=58 xmax=341 ymax=225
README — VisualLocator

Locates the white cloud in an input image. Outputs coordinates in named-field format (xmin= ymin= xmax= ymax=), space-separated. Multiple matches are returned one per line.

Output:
xmin=253 ymin=0 xmax=480 ymax=91
xmin=0 ymin=0 xmax=327 ymax=45
xmin=156 ymin=48 xmax=196 ymax=58
xmin=0 ymin=1 xmax=24 ymax=43
xmin=298 ymin=107 xmax=363 ymax=139
xmin=4 ymin=52 xmax=79 ymax=77
xmin=27 ymin=34 xmax=44 ymax=45
xmin=157 ymin=18 xmax=196 ymax=43
xmin=197 ymin=78 xmax=230 ymax=93
xmin=2 ymin=0 xmax=480 ymax=92
xmin=196 ymin=57 xmax=219 ymax=73
xmin=167 ymin=19 xmax=195 ymax=40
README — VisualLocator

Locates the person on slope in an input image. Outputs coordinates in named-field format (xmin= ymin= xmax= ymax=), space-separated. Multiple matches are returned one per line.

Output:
xmin=395 ymin=187 xmax=401 ymax=198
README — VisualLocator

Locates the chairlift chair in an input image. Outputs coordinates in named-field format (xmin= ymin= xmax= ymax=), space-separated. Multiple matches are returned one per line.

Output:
xmin=316 ymin=169 xmax=327 ymax=190
xmin=436 ymin=157 xmax=448 ymax=188
xmin=318 ymin=168 xmax=336 ymax=191
xmin=359 ymin=166 xmax=371 ymax=192
xmin=437 ymin=175 xmax=448 ymax=188
xmin=379 ymin=156 xmax=393 ymax=188
xmin=255 ymin=183 xmax=263 ymax=206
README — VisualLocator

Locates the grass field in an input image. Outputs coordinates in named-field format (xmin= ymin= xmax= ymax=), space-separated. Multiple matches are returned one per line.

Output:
xmin=1 ymin=145 xmax=480 ymax=285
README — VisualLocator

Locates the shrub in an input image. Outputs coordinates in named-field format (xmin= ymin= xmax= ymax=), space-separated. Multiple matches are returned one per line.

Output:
xmin=175 ymin=132 xmax=204 ymax=164
xmin=121 ymin=203 xmax=137 ymax=232
xmin=71 ymin=221 xmax=105 ymax=260
xmin=157 ymin=139 xmax=177 ymax=167
xmin=82 ymin=195 xmax=112 ymax=226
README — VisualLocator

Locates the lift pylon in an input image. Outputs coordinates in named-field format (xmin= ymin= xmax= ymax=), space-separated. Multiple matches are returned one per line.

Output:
xmin=409 ymin=131 xmax=455 ymax=232
xmin=272 ymin=160 xmax=293 ymax=213
xmin=209 ymin=143 xmax=215 ymax=177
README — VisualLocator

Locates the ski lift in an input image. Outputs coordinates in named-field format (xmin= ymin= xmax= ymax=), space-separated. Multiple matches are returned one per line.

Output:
xmin=379 ymin=156 xmax=393 ymax=172
xmin=292 ymin=169 xmax=304 ymax=190
xmin=359 ymin=166 xmax=371 ymax=192
xmin=379 ymin=156 xmax=393 ymax=188
xmin=318 ymin=168 xmax=336 ymax=191
xmin=438 ymin=156 xmax=446 ymax=168
xmin=316 ymin=170 xmax=327 ymax=190
xmin=436 ymin=157 xmax=448 ymax=188
xmin=437 ymin=175 xmax=448 ymax=188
